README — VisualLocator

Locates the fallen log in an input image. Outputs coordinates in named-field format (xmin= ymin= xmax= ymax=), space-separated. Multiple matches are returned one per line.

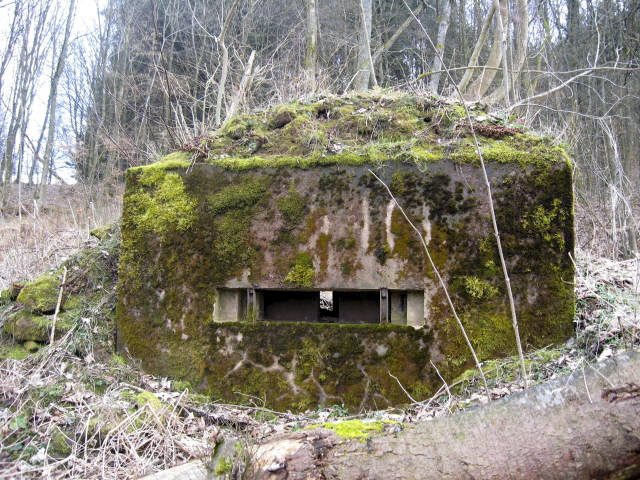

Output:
xmin=251 ymin=350 xmax=640 ymax=480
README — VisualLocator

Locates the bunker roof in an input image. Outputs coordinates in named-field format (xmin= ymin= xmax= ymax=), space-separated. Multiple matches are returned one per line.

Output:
xmin=164 ymin=90 xmax=567 ymax=172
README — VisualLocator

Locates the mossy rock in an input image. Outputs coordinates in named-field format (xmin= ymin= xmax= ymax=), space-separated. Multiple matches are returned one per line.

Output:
xmin=134 ymin=391 xmax=164 ymax=413
xmin=87 ymin=414 xmax=121 ymax=444
xmin=23 ymin=340 xmax=41 ymax=353
xmin=16 ymin=274 xmax=61 ymax=314
xmin=0 ymin=343 xmax=30 ymax=360
xmin=1 ymin=283 xmax=22 ymax=305
xmin=0 ymin=289 xmax=10 ymax=306
xmin=4 ymin=310 xmax=74 ymax=343
xmin=90 ymin=224 xmax=118 ymax=242
xmin=49 ymin=428 xmax=73 ymax=459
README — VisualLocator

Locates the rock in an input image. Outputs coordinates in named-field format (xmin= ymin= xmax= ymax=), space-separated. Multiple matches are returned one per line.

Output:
xmin=90 ymin=224 xmax=116 ymax=242
xmin=16 ymin=274 xmax=61 ymax=314
xmin=0 ymin=283 xmax=22 ymax=305
xmin=23 ymin=340 xmax=41 ymax=353
xmin=4 ymin=310 xmax=73 ymax=343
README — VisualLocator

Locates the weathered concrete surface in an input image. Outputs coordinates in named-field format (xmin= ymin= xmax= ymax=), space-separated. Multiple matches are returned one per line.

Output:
xmin=117 ymin=92 xmax=574 ymax=411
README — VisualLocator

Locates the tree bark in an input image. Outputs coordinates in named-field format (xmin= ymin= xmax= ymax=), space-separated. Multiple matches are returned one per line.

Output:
xmin=304 ymin=0 xmax=319 ymax=92
xmin=353 ymin=0 xmax=376 ymax=90
xmin=428 ymin=0 xmax=452 ymax=93
xmin=250 ymin=351 xmax=640 ymax=480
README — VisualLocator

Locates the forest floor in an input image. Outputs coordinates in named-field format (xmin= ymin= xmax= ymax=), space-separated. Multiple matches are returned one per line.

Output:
xmin=0 ymin=185 xmax=638 ymax=479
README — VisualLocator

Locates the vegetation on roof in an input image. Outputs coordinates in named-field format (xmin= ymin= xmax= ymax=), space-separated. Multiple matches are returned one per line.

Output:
xmin=174 ymin=91 xmax=566 ymax=171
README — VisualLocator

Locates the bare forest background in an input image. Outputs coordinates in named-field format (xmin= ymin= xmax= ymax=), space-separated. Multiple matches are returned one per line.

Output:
xmin=0 ymin=0 xmax=639 ymax=288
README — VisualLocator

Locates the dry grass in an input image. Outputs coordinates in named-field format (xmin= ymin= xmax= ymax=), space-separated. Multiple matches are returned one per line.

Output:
xmin=0 ymin=330 xmax=230 ymax=479
xmin=0 ymin=184 xmax=122 ymax=291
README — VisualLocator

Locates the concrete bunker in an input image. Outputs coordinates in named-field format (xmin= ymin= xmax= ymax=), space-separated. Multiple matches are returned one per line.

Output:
xmin=116 ymin=92 xmax=575 ymax=411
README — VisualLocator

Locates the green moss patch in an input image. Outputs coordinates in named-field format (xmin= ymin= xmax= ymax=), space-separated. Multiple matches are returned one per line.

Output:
xmin=285 ymin=253 xmax=315 ymax=287
xmin=177 ymin=92 xmax=564 ymax=173
xmin=4 ymin=310 xmax=73 ymax=343
xmin=310 ymin=419 xmax=393 ymax=439
xmin=125 ymin=170 xmax=196 ymax=235
xmin=16 ymin=274 xmax=61 ymax=314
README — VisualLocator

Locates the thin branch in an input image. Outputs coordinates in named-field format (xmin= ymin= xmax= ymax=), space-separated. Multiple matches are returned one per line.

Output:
xmin=369 ymin=169 xmax=489 ymax=396
xmin=506 ymin=68 xmax=594 ymax=111
xmin=389 ymin=371 xmax=418 ymax=403
xmin=372 ymin=4 xmax=424 ymax=66
xmin=430 ymin=360 xmax=451 ymax=398
xmin=49 ymin=266 xmax=67 ymax=344
xmin=402 ymin=0 xmax=528 ymax=387
xmin=421 ymin=65 xmax=638 ymax=78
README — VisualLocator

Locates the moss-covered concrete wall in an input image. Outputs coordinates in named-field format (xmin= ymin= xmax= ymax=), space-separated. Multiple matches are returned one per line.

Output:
xmin=117 ymin=92 xmax=574 ymax=411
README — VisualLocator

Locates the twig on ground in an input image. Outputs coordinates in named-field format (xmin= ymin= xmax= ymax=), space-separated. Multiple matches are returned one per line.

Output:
xmin=50 ymin=266 xmax=67 ymax=344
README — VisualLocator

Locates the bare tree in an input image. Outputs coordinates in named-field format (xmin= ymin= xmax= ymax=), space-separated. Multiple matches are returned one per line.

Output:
xmin=37 ymin=0 xmax=76 ymax=204
xmin=1 ymin=0 xmax=54 ymax=206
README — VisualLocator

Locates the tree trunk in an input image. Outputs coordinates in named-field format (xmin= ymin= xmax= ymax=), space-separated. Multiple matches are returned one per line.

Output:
xmin=353 ymin=0 xmax=375 ymax=90
xmin=224 ymin=50 xmax=256 ymax=124
xmin=250 ymin=351 xmax=640 ymax=480
xmin=457 ymin=2 xmax=495 ymax=95
xmin=567 ymin=0 xmax=580 ymax=42
xmin=304 ymin=0 xmax=318 ymax=92
xmin=467 ymin=0 xmax=508 ymax=100
xmin=38 ymin=0 xmax=75 ymax=204
xmin=428 ymin=0 xmax=452 ymax=93
xmin=489 ymin=0 xmax=528 ymax=103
